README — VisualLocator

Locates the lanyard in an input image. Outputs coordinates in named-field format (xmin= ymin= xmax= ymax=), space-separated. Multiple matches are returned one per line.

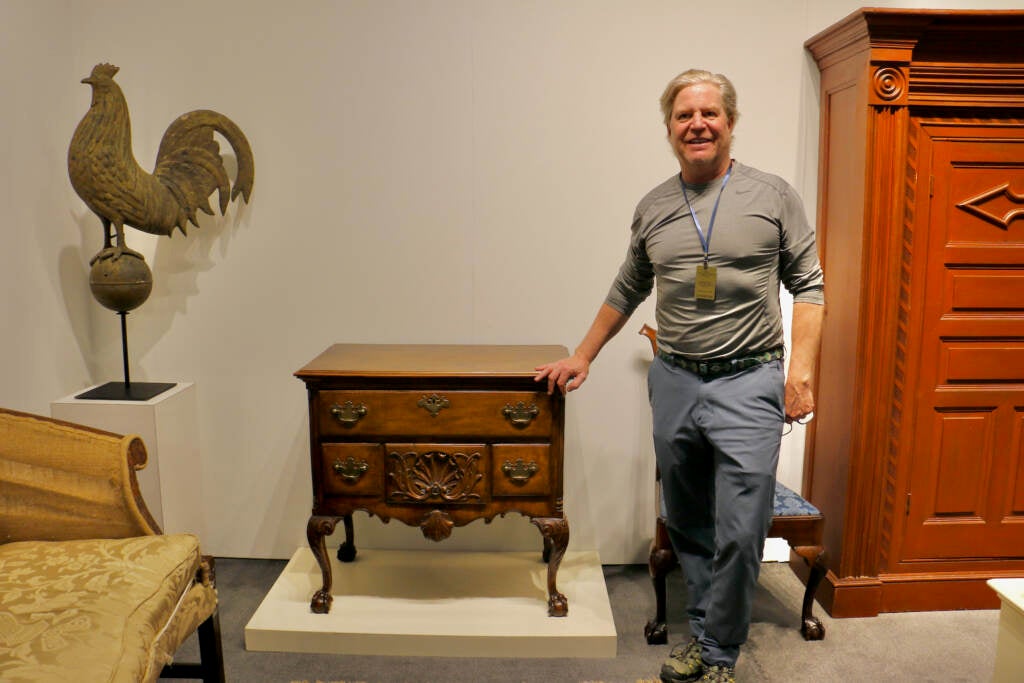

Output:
xmin=681 ymin=164 xmax=732 ymax=267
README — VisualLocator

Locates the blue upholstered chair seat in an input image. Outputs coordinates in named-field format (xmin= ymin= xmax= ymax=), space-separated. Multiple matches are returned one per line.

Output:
xmin=773 ymin=481 xmax=821 ymax=516
xmin=659 ymin=480 xmax=820 ymax=518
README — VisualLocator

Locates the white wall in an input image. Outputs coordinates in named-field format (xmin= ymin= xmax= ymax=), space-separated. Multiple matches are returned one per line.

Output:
xmin=0 ymin=2 xmax=89 ymax=409
xmin=3 ymin=0 xmax=1019 ymax=562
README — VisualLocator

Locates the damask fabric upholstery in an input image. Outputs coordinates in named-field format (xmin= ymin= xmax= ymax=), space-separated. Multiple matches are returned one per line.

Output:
xmin=0 ymin=533 xmax=216 ymax=683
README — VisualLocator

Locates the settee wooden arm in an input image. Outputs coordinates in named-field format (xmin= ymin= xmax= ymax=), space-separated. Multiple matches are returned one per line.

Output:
xmin=0 ymin=407 xmax=161 ymax=544
xmin=0 ymin=407 xmax=225 ymax=683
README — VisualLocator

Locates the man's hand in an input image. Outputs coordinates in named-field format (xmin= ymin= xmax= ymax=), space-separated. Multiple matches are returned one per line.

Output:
xmin=535 ymin=354 xmax=590 ymax=395
xmin=784 ymin=375 xmax=815 ymax=423
xmin=785 ymin=301 xmax=824 ymax=423
xmin=535 ymin=304 xmax=629 ymax=395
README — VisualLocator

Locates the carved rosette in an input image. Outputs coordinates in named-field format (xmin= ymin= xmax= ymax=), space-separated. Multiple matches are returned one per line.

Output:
xmin=420 ymin=509 xmax=455 ymax=541
xmin=871 ymin=65 xmax=908 ymax=105
xmin=387 ymin=450 xmax=483 ymax=503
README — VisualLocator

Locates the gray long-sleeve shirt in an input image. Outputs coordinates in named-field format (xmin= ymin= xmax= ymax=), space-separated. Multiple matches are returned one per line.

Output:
xmin=606 ymin=161 xmax=824 ymax=360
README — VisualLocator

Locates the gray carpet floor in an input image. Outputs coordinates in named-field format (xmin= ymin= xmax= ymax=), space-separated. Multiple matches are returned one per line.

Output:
xmin=165 ymin=558 xmax=998 ymax=682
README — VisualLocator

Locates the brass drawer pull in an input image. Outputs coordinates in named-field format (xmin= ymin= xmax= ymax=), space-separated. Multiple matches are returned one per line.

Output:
xmin=330 ymin=401 xmax=367 ymax=425
xmin=502 ymin=458 xmax=539 ymax=484
xmin=333 ymin=456 xmax=369 ymax=483
xmin=503 ymin=401 xmax=539 ymax=427
xmin=417 ymin=393 xmax=450 ymax=417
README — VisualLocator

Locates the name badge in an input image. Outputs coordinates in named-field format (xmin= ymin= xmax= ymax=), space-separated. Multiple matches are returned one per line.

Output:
xmin=695 ymin=265 xmax=717 ymax=301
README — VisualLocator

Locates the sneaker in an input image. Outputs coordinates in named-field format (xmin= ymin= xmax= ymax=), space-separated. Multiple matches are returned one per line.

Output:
xmin=698 ymin=664 xmax=736 ymax=683
xmin=660 ymin=637 xmax=704 ymax=682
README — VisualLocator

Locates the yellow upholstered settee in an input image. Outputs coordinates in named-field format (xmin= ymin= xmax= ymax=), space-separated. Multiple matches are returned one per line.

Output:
xmin=0 ymin=407 xmax=224 ymax=682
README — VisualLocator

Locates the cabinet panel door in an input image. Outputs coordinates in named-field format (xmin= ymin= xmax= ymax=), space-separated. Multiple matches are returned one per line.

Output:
xmin=902 ymin=121 xmax=1024 ymax=561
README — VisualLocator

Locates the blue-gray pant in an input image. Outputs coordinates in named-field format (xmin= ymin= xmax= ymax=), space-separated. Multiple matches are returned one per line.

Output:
xmin=648 ymin=356 xmax=784 ymax=667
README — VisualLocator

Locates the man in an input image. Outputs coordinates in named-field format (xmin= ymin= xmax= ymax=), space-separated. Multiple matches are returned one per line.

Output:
xmin=535 ymin=69 xmax=824 ymax=683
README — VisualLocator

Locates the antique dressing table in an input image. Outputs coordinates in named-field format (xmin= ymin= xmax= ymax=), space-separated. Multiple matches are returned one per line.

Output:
xmin=295 ymin=343 xmax=570 ymax=616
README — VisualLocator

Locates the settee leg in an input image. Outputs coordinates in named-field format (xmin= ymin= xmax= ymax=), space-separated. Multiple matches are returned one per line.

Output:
xmin=158 ymin=612 xmax=225 ymax=681
xmin=197 ymin=610 xmax=226 ymax=682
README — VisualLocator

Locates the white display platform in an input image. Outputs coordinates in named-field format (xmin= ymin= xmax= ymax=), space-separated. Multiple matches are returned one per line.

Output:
xmin=245 ymin=547 xmax=617 ymax=658
xmin=989 ymin=579 xmax=1024 ymax=683
xmin=50 ymin=382 xmax=204 ymax=537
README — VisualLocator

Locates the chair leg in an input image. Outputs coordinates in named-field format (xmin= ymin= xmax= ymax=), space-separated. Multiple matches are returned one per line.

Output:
xmin=645 ymin=517 xmax=677 ymax=644
xmin=793 ymin=545 xmax=827 ymax=641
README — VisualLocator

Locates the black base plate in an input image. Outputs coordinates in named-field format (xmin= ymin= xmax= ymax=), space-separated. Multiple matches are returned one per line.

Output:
xmin=75 ymin=382 xmax=177 ymax=401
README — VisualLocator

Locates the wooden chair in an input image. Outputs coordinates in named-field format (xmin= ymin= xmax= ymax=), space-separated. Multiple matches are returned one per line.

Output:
xmin=638 ymin=325 xmax=827 ymax=643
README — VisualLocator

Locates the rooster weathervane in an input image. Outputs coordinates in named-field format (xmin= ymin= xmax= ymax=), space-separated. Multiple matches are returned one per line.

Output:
xmin=67 ymin=62 xmax=255 ymax=399
xmin=69 ymin=62 xmax=254 ymax=311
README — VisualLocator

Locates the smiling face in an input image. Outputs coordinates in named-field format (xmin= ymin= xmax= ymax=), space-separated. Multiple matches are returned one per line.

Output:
xmin=667 ymin=82 xmax=735 ymax=184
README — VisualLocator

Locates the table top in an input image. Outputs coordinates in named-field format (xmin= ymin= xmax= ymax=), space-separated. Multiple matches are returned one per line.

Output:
xmin=295 ymin=344 xmax=569 ymax=380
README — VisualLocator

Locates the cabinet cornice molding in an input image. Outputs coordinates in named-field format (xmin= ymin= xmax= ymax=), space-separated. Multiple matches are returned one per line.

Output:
xmin=808 ymin=8 xmax=1024 ymax=108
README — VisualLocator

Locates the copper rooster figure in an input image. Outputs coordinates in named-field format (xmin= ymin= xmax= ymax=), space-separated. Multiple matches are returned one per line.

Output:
xmin=69 ymin=63 xmax=254 ymax=263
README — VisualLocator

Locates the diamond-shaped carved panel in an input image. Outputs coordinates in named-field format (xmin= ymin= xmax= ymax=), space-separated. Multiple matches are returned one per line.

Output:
xmin=956 ymin=183 xmax=1024 ymax=229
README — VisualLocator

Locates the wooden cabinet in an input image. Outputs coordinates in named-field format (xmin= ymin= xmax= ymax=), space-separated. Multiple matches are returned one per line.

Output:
xmin=295 ymin=344 xmax=570 ymax=616
xmin=804 ymin=8 xmax=1024 ymax=617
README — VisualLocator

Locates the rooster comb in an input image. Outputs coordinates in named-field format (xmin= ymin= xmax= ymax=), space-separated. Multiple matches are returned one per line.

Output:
xmin=90 ymin=63 xmax=120 ymax=79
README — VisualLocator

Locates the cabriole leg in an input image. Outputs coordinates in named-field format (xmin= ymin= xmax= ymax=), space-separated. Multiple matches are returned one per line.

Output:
xmin=307 ymin=515 xmax=339 ymax=614
xmin=337 ymin=514 xmax=356 ymax=562
xmin=531 ymin=517 xmax=569 ymax=617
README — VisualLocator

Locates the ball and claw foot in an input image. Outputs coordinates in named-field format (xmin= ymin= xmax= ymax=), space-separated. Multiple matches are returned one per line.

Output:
xmin=337 ymin=542 xmax=356 ymax=563
xmin=310 ymin=589 xmax=333 ymax=614
xmin=802 ymin=616 xmax=825 ymax=640
xmin=548 ymin=592 xmax=568 ymax=617
xmin=644 ymin=619 xmax=668 ymax=644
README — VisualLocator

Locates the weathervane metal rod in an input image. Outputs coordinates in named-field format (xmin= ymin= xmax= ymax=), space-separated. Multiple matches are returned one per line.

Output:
xmin=119 ymin=310 xmax=131 ymax=390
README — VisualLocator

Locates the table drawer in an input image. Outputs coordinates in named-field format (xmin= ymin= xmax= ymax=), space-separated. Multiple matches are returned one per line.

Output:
xmin=384 ymin=443 xmax=489 ymax=506
xmin=492 ymin=444 xmax=551 ymax=497
xmin=318 ymin=390 xmax=552 ymax=438
xmin=321 ymin=443 xmax=385 ymax=496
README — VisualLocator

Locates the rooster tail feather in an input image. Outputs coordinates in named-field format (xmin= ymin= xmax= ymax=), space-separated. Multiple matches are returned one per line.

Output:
xmin=154 ymin=109 xmax=254 ymax=219
xmin=156 ymin=146 xmax=231 ymax=221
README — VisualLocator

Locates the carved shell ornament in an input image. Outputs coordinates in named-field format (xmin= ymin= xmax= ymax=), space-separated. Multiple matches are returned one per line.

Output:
xmin=420 ymin=510 xmax=455 ymax=541
xmin=386 ymin=450 xmax=483 ymax=503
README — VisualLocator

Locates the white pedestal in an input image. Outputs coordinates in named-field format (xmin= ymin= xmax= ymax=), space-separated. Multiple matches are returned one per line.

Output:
xmin=245 ymin=548 xmax=617 ymax=658
xmin=50 ymin=382 xmax=204 ymax=537
xmin=989 ymin=579 xmax=1024 ymax=683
